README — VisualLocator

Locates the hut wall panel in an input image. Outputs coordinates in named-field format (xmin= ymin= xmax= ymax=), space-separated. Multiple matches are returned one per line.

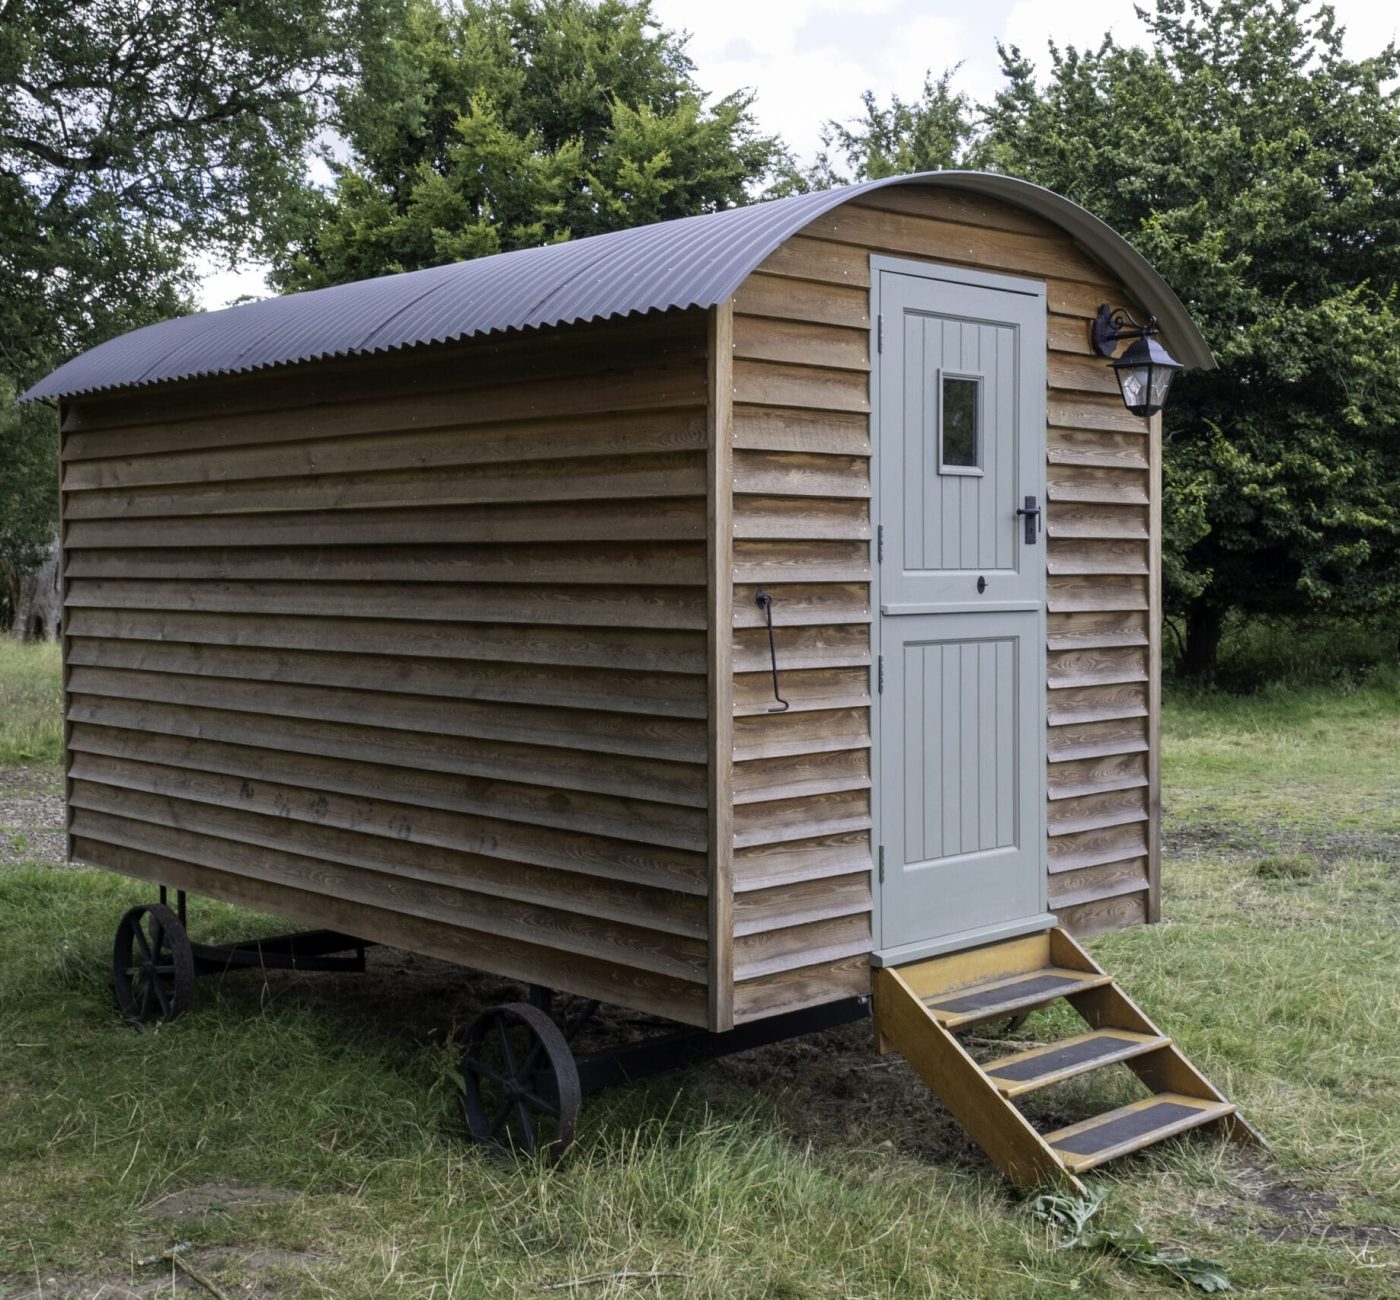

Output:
xmin=60 ymin=312 xmax=718 ymax=1027
xmin=727 ymin=185 xmax=1160 ymax=1020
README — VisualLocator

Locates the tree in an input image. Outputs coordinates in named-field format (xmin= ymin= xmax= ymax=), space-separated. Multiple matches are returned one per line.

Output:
xmin=978 ymin=0 xmax=1400 ymax=677
xmin=272 ymin=0 xmax=781 ymax=289
xmin=1 ymin=0 xmax=385 ymax=623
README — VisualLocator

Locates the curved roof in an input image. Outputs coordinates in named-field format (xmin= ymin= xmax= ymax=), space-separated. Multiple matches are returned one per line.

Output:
xmin=24 ymin=171 xmax=1213 ymax=402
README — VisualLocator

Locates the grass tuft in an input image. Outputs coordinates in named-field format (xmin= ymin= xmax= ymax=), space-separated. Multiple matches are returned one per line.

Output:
xmin=0 ymin=638 xmax=63 ymax=765
xmin=1252 ymin=853 xmax=1319 ymax=881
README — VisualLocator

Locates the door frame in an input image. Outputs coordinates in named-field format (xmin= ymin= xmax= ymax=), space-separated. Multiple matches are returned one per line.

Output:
xmin=868 ymin=253 xmax=1056 ymax=966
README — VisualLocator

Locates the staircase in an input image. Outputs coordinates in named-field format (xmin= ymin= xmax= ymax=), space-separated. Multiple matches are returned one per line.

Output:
xmin=873 ymin=927 xmax=1260 ymax=1192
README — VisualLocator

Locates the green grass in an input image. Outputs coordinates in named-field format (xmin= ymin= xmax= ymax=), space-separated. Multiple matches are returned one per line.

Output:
xmin=1 ymin=654 xmax=1398 ymax=1296
xmin=0 ymin=639 xmax=63 ymax=765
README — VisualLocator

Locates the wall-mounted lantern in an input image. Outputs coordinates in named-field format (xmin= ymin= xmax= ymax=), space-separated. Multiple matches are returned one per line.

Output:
xmin=1091 ymin=305 xmax=1184 ymax=418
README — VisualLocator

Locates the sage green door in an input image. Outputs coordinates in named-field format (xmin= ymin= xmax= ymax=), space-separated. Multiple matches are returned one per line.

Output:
xmin=873 ymin=259 xmax=1050 ymax=959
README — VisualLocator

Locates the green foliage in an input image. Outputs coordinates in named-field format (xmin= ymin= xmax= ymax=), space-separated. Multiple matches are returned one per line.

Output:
xmin=273 ymin=0 xmax=781 ymax=289
xmin=0 ymin=638 xmax=63 ymax=764
xmin=776 ymin=69 xmax=977 ymax=192
xmin=1032 ymin=1190 xmax=1231 ymax=1292
xmin=0 ymin=0 xmax=381 ymax=602
xmin=978 ymin=0 xmax=1400 ymax=674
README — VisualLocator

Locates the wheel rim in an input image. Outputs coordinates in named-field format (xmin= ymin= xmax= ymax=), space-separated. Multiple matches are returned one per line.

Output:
xmin=459 ymin=1002 xmax=580 ymax=1162
xmin=112 ymin=904 xmax=195 ymax=1026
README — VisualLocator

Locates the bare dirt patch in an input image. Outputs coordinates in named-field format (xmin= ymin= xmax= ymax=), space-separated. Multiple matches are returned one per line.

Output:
xmin=142 ymin=1183 xmax=297 ymax=1219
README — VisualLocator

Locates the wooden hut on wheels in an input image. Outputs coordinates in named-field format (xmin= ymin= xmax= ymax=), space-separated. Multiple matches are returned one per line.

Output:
xmin=25 ymin=172 xmax=1259 ymax=1188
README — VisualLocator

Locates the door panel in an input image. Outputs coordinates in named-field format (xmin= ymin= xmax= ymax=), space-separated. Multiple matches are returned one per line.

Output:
xmin=874 ymin=261 xmax=1048 ymax=956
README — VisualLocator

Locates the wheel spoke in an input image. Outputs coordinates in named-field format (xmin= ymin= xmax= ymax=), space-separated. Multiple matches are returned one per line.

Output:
xmin=495 ymin=1017 xmax=518 ymax=1075
xmin=488 ymin=1097 xmax=515 ymax=1139
xmin=515 ymin=1100 xmax=536 ymax=1154
xmin=461 ymin=1057 xmax=512 ymax=1090
xmin=517 ymin=1088 xmax=560 ymax=1117
xmin=131 ymin=921 xmax=153 ymax=962
xmin=150 ymin=972 xmax=173 ymax=1017
xmin=138 ymin=978 xmax=153 ymax=1020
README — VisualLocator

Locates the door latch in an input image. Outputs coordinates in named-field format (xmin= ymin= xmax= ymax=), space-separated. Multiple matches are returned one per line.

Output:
xmin=1016 ymin=495 xmax=1043 ymax=545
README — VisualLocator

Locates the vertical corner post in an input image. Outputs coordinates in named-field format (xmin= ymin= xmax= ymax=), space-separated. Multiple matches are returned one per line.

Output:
xmin=706 ymin=301 xmax=736 ymax=1030
xmin=1147 ymin=411 xmax=1164 ymax=922
xmin=57 ymin=400 xmax=75 ymax=864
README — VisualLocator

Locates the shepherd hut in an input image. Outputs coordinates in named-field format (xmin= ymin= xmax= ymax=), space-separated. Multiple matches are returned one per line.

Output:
xmin=25 ymin=172 xmax=1257 ymax=1188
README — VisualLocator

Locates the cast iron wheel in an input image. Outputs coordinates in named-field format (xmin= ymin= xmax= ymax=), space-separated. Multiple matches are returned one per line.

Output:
xmin=112 ymin=903 xmax=196 ymax=1026
xmin=459 ymin=1002 xmax=580 ymax=1161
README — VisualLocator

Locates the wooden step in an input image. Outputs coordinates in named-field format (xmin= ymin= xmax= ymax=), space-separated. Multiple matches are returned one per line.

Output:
xmin=922 ymin=966 xmax=1113 ymax=1028
xmin=1044 ymin=1093 xmax=1236 ymax=1173
xmin=982 ymin=1029 xmax=1167 ymax=1097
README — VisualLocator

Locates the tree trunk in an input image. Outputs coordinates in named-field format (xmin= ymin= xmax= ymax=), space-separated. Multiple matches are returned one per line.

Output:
xmin=12 ymin=537 xmax=61 ymax=641
xmin=1181 ymin=602 xmax=1225 ymax=682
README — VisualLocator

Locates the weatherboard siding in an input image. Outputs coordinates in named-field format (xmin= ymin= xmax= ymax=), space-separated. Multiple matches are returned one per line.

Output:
xmin=725 ymin=186 xmax=1159 ymax=1019
xmin=59 ymin=311 xmax=718 ymax=1027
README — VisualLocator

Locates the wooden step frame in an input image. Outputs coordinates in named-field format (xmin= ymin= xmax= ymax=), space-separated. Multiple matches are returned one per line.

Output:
xmin=872 ymin=926 xmax=1263 ymax=1190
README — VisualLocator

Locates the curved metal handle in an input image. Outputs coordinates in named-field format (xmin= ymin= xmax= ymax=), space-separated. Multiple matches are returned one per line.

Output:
xmin=754 ymin=590 xmax=790 ymax=714
xmin=1016 ymin=494 xmax=1042 ymax=544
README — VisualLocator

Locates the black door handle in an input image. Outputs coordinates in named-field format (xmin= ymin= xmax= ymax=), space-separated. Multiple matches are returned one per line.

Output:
xmin=1016 ymin=495 xmax=1042 ymax=545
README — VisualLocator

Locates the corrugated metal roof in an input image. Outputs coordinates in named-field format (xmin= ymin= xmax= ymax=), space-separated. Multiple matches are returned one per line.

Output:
xmin=23 ymin=171 xmax=1214 ymax=402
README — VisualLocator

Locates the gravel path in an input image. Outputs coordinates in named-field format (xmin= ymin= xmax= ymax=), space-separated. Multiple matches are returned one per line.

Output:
xmin=0 ymin=764 xmax=67 ymax=868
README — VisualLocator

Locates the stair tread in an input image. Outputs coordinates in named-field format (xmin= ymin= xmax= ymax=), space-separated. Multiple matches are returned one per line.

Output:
xmin=1045 ymin=1092 xmax=1235 ymax=1173
xmin=922 ymin=965 xmax=1112 ymax=1026
xmin=984 ymin=1029 xmax=1167 ymax=1096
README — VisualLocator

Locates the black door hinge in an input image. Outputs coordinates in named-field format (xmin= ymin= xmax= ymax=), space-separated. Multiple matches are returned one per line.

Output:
xmin=876 ymin=524 xmax=884 ymax=563
xmin=877 ymin=655 xmax=885 ymax=694
xmin=877 ymin=313 xmax=884 ymax=354
xmin=878 ymin=845 xmax=885 ymax=884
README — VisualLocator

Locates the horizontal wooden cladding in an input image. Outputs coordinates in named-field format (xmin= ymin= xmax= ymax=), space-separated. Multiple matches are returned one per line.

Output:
xmin=1047 ymin=717 xmax=1149 ymax=763
xmin=732 ymin=496 xmax=869 ymax=541
xmin=733 ymin=540 xmax=870 ymax=585
xmin=733 ymin=707 xmax=870 ymax=762
xmin=1047 ymin=574 xmax=1148 ymax=614
xmin=1048 ymin=820 xmax=1149 ymax=875
xmin=69 ymin=713 xmax=707 ymax=852
xmin=732 ymin=952 xmax=872 ymax=1022
xmin=1046 ymin=752 xmax=1148 ymax=802
xmin=733 ymin=273 xmax=869 ymax=330
xmin=733 ymin=911 xmax=871 ymax=982
xmin=1047 ymin=394 xmax=1151 ymax=435
xmin=70 ymin=726 xmax=706 ymax=892
xmin=74 ymin=836 xmax=709 ymax=1025
xmin=1049 ymin=858 xmax=1150 ymax=911
xmin=1048 ymin=355 xmax=1121 ymax=398
xmin=1047 ymin=465 xmax=1148 ymax=506
xmin=732 ymin=358 xmax=869 ymax=413
xmin=1046 ymin=538 xmax=1148 ymax=577
xmin=65 ymin=608 xmax=708 ymax=675
xmin=67 ymin=678 xmax=705 ymax=805
xmin=1047 ymin=681 xmax=1149 ymax=727
xmin=1047 ymin=645 xmax=1149 ymax=690
xmin=62 ymin=310 xmax=708 ymax=441
xmin=1054 ymin=890 xmax=1149 ymax=938
xmin=1046 ymin=610 xmax=1149 ymax=652
xmin=66 ymin=578 xmax=708 ymax=630
xmin=732 ymin=830 xmax=872 ymax=892
xmin=806 ymin=200 xmax=1119 ymax=290
xmin=732 ymin=450 xmax=870 ymax=500
xmin=63 ymin=408 xmax=707 ymax=492
xmin=731 ymin=583 xmax=870 ymax=628
xmin=731 ymin=406 xmax=870 ymax=456
xmin=733 ymin=872 xmax=871 ymax=937
xmin=70 ymin=803 xmax=707 ymax=984
xmin=66 ymin=497 xmax=707 ymax=550
xmin=67 ymin=636 xmax=704 ymax=720
xmin=734 ymin=667 xmax=869 ymax=717
xmin=69 ymin=765 xmax=705 ymax=940
xmin=1047 ymin=786 xmax=1148 ymax=837
xmin=732 ymin=314 xmax=870 ymax=373
xmin=733 ymin=624 xmax=869 ymax=673
xmin=66 ymin=541 xmax=706 ymax=587
xmin=65 ymin=451 xmax=707 ymax=520
xmin=1046 ymin=503 xmax=1148 ymax=541
xmin=733 ymin=787 xmax=869 ymax=850
xmin=1047 ymin=428 xmax=1148 ymax=471
xmin=733 ymin=747 xmax=870 ymax=805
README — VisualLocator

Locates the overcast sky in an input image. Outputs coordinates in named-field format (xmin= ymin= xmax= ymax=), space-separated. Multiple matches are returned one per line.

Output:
xmin=198 ymin=0 xmax=1399 ymax=308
